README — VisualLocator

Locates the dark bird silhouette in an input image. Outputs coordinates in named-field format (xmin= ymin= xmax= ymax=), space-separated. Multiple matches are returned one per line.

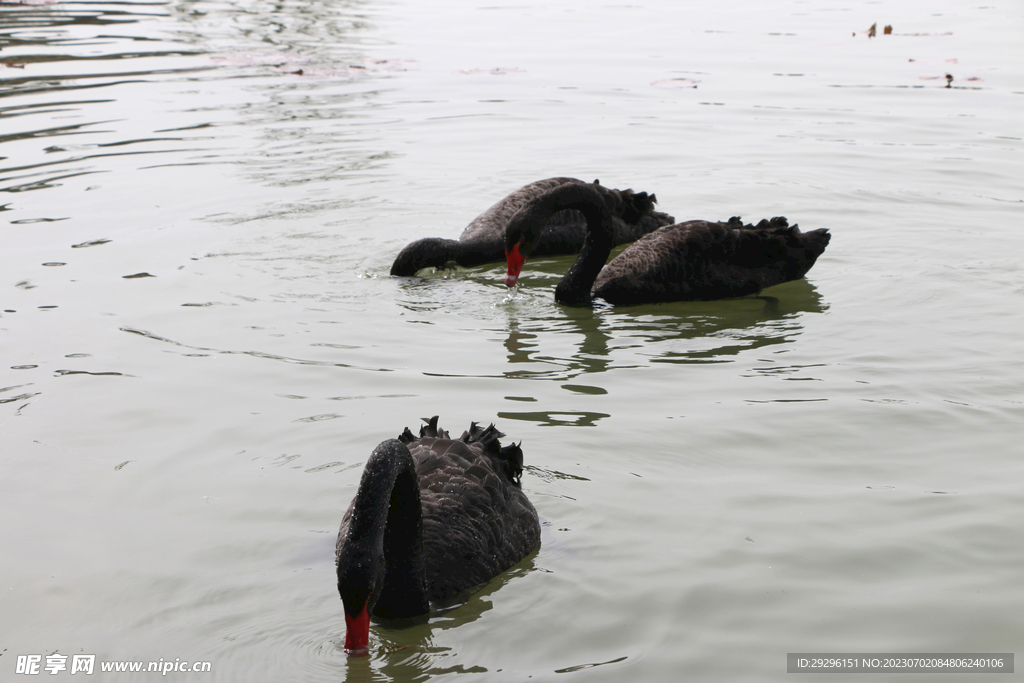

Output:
xmin=504 ymin=183 xmax=830 ymax=307
xmin=336 ymin=417 xmax=540 ymax=654
xmin=390 ymin=177 xmax=674 ymax=276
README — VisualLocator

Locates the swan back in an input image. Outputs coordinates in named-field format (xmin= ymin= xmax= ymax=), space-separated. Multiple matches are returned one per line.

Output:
xmin=593 ymin=217 xmax=831 ymax=304
xmin=401 ymin=418 xmax=540 ymax=604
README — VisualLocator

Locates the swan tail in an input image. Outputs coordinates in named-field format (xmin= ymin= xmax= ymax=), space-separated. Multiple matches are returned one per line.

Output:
xmin=402 ymin=417 xmax=509 ymax=455
xmin=595 ymin=184 xmax=675 ymax=241
xmin=585 ymin=179 xmax=658 ymax=221
xmin=727 ymin=216 xmax=791 ymax=231
xmin=729 ymin=219 xmax=830 ymax=280
xmin=604 ymin=187 xmax=657 ymax=224
xmin=461 ymin=422 xmax=525 ymax=486
xmin=460 ymin=422 xmax=506 ymax=453
xmin=401 ymin=415 xmax=451 ymax=441
xmin=791 ymin=227 xmax=831 ymax=277
xmin=499 ymin=442 xmax=525 ymax=485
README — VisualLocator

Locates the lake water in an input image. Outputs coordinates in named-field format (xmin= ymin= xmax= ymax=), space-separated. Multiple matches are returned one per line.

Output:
xmin=2 ymin=0 xmax=1023 ymax=680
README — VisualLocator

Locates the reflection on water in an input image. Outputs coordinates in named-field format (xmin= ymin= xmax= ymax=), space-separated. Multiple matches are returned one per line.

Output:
xmin=554 ymin=655 xmax=628 ymax=674
xmin=0 ymin=0 xmax=393 ymax=202
xmin=497 ymin=409 xmax=611 ymax=428
xmin=121 ymin=325 xmax=395 ymax=373
xmin=2 ymin=0 xmax=198 ymax=196
xmin=500 ymin=277 xmax=826 ymax=382
xmin=338 ymin=553 xmax=539 ymax=682
xmin=523 ymin=464 xmax=589 ymax=484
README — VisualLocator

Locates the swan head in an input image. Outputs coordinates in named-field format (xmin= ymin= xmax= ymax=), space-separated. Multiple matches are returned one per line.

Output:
xmin=391 ymin=238 xmax=458 ymax=277
xmin=504 ymin=205 xmax=547 ymax=287
xmin=504 ymin=243 xmax=526 ymax=288
xmin=504 ymin=182 xmax=617 ymax=289
xmin=337 ymin=541 xmax=384 ymax=655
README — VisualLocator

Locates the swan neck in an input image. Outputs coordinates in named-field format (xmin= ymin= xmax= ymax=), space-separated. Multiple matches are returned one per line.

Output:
xmin=555 ymin=235 xmax=609 ymax=305
xmin=349 ymin=441 xmax=408 ymax=520
xmin=552 ymin=189 xmax=615 ymax=305
xmin=341 ymin=439 xmax=429 ymax=618
xmin=390 ymin=238 xmax=465 ymax=276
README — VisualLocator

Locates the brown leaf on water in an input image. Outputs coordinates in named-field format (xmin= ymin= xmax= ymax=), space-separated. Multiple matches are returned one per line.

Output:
xmin=868 ymin=23 xmax=876 ymax=38
xmin=884 ymin=25 xmax=892 ymax=35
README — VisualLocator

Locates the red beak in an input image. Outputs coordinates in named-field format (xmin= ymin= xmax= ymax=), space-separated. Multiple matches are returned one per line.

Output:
xmin=505 ymin=244 xmax=525 ymax=288
xmin=344 ymin=600 xmax=371 ymax=655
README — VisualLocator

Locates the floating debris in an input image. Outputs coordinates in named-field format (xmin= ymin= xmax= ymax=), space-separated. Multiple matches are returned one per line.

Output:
xmin=454 ymin=67 xmax=526 ymax=76
xmin=651 ymin=77 xmax=699 ymax=89
xmin=858 ymin=23 xmax=893 ymax=37
xmin=207 ymin=52 xmax=417 ymax=79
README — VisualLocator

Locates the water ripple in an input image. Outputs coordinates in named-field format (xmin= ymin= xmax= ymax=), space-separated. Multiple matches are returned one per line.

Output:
xmin=120 ymin=326 xmax=393 ymax=373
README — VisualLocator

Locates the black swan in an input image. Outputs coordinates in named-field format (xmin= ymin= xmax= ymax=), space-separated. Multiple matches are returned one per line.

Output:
xmin=504 ymin=183 xmax=831 ymax=306
xmin=390 ymin=177 xmax=675 ymax=276
xmin=335 ymin=417 xmax=540 ymax=654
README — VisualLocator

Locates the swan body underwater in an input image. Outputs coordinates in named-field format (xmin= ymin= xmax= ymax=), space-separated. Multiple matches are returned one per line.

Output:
xmin=390 ymin=177 xmax=675 ymax=276
xmin=335 ymin=417 xmax=540 ymax=654
xmin=504 ymin=183 xmax=831 ymax=306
